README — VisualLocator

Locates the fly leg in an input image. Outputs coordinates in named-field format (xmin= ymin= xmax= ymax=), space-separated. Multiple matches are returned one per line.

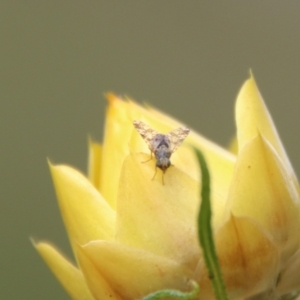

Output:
xmin=151 ymin=166 xmax=157 ymax=181
xmin=142 ymin=151 xmax=153 ymax=163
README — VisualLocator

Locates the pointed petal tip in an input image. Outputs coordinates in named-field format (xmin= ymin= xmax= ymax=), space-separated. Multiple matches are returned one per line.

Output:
xmin=47 ymin=159 xmax=67 ymax=171
xmin=46 ymin=157 xmax=53 ymax=167
xmin=249 ymin=68 xmax=254 ymax=78
xmin=31 ymin=239 xmax=61 ymax=254
xmin=87 ymin=134 xmax=96 ymax=144
xmin=105 ymin=92 xmax=123 ymax=105
xmin=47 ymin=160 xmax=62 ymax=175
xmin=34 ymin=241 xmax=96 ymax=300
xmin=48 ymin=161 xmax=78 ymax=177
xmin=30 ymin=237 xmax=37 ymax=247
xmin=242 ymin=70 xmax=257 ymax=93
xmin=88 ymin=135 xmax=101 ymax=147
xmin=87 ymin=134 xmax=94 ymax=144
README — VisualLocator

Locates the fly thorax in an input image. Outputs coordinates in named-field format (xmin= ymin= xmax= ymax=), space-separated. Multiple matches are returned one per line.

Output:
xmin=149 ymin=134 xmax=166 ymax=151
xmin=154 ymin=145 xmax=172 ymax=171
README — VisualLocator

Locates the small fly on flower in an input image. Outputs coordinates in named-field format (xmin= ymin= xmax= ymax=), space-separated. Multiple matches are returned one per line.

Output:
xmin=133 ymin=120 xmax=190 ymax=184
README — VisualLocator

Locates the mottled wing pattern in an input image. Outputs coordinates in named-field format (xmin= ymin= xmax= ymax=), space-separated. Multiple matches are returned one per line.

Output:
xmin=166 ymin=127 xmax=190 ymax=152
xmin=133 ymin=120 xmax=159 ymax=151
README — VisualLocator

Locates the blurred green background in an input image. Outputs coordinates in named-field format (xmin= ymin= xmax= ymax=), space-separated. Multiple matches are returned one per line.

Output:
xmin=2 ymin=1 xmax=300 ymax=299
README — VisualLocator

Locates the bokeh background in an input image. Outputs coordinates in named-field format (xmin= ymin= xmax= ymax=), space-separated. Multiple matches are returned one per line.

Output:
xmin=2 ymin=2 xmax=300 ymax=299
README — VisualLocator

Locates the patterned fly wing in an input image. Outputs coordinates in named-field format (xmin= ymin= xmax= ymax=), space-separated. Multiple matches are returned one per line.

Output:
xmin=133 ymin=120 xmax=160 ymax=152
xmin=166 ymin=127 xmax=190 ymax=152
xmin=133 ymin=120 xmax=190 ymax=184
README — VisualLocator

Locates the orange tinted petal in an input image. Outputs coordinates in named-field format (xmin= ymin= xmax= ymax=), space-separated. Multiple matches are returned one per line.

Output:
xmin=224 ymin=134 xmax=300 ymax=263
xmin=195 ymin=215 xmax=279 ymax=299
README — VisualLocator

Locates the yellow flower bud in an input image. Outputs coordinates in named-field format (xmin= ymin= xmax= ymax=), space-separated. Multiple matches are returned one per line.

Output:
xmin=34 ymin=74 xmax=300 ymax=300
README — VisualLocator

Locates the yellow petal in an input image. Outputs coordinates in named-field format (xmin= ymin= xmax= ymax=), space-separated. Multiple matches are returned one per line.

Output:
xmin=115 ymin=152 xmax=201 ymax=269
xmin=33 ymin=241 xmax=94 ymax=300
xmin=128 ymin=100 xmax=236 ymax=227
xmin=236 ymin=73 xmax=297 ymax=183
xmin=99 ymin=94 xmax=134 ymax=208
xmin=49 ymin=163 xmax=115 ymax=249
xmin=88 ymin=138 xmax=102 ymax=190
xmin=79 ymin=240 xmax=193 ymax=300
xmin=195 ymin=215 xmax=279 ymax=300
xmin=224 ymin=134 xmax=300 ymax=263
xmin=75 ymin=244 xmax=122 ymax=300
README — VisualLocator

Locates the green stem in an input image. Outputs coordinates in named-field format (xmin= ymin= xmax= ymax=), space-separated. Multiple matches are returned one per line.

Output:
xmin=193 ymin=148 xmax=228 ymax=300
xmin=142 ymin=280 xmax=199 ymax=300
